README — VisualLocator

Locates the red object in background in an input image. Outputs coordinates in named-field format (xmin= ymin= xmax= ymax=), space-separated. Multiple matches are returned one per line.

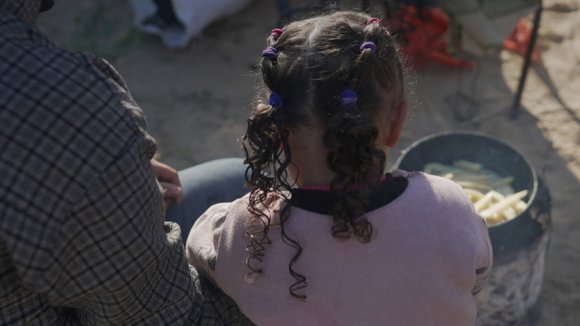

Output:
xmin=390 ymin=4 xmax=474 ymax=70
xmin=503 ymin=17 xmax=540 ymax=62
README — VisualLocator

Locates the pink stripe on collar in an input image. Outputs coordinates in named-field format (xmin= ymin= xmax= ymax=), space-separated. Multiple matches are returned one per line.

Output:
xmin=299 ymin=175 xmax=387 ymax=192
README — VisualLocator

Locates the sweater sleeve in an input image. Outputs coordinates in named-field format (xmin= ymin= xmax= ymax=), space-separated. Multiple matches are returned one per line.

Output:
xmin=451 ymin=177 xmax=494 ymax=296
xmin=428 ymin=173 xmax=494 ymax=297
xmin=186 ymin=202 xmax=233 ymax=280
xmin=445 ymin=175 xmax=494 ymax=296
xmin=473 ymin=217 xmax=493 ymax=295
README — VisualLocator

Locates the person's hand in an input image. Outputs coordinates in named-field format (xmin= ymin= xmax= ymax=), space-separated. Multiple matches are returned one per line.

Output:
xmin=151 ymin=159 xmax=182 ymax=207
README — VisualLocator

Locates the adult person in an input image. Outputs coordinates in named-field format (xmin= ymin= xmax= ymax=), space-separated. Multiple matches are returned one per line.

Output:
xmin=0 ymin=0 xmax=251 ymax=324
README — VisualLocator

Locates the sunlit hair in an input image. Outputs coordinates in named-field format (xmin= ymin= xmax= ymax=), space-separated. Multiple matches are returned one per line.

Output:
xmin=242 ymin=10 xmax=405 ymax=299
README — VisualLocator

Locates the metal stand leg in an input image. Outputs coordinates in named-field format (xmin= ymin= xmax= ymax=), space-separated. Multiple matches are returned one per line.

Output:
xmin=511 ymin=0 xmax=543 ymax=119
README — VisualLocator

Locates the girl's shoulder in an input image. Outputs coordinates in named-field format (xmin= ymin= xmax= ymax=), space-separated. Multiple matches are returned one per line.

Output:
xmin=200 ymin=191 xmax=288 ymax=227
xmin=389 ymin=169 xmax=488 ymax=247
xmin=190 ymin=194 xmax=252 ymax=236
xmin=392 ymin=168 xmax=463 ymax=190
xmin=392 ymin=169 xmax=477 ymax=214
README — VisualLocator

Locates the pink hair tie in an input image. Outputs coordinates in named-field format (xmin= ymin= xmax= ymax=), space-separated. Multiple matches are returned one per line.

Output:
xmin=271 ymin=28 xmax=284 ymax=40
xmin=366 ymin=17 xmax=391 ymax=37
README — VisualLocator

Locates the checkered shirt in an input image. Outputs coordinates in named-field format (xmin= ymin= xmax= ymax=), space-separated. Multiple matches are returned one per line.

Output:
xmin=0 ymin=2 xmax=252 ymax=325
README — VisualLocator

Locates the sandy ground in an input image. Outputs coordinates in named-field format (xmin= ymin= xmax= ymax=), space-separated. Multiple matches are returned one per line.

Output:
xmin=38 ymin=0 xmax=580 ymax=324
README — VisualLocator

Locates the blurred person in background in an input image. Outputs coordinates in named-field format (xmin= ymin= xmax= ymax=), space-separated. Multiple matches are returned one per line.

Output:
xmin=130 ymin=0 xmax=254 ymax=48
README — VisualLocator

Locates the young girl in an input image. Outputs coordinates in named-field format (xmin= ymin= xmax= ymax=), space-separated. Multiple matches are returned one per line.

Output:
xmin=186 ymin=11 xmax=492 ymax=325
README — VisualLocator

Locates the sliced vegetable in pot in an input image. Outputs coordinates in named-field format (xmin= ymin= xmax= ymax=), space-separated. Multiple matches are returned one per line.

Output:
xmin=424 ymin=160 xmax=528 ymax=225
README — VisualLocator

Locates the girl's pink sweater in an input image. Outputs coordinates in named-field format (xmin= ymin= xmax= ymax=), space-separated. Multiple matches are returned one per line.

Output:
xmin=186 ymin=171 xmax=492 ymax=326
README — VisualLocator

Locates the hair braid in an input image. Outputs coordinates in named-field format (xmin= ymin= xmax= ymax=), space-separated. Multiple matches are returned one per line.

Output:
xmin=324 ymin=102 xmax=384 ymax=242
xmin=321 ymin=17 xmax=396 ymax=242
xmin=243 ymin=32 xmax=308 ymax=293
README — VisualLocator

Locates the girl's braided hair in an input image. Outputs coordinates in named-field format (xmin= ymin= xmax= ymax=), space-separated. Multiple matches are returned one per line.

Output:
xmin=242 ymin=11 xmax=405 ymax=299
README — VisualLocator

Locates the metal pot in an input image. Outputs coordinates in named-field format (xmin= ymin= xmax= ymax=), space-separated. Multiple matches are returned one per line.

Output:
xmin=393 ymin=131 xmax=551 ymax=325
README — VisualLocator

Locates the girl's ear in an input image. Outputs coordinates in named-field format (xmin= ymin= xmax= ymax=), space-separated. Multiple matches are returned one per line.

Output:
xmin=385 ymin=101 xmax=408 ymax=147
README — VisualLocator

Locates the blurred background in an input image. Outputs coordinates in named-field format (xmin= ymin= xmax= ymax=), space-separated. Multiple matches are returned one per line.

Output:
xmin=38 ymin=0 xmax=580 ymax=324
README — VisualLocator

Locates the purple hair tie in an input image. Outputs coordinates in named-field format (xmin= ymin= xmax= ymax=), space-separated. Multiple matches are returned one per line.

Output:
xmin=271 ymin=28 xmax=284 ymax=40
xmin=340 ymin=89 xmax=358 ymax=106
xmin=360 ymin=41 xmax=377 ymax=54
xmin=262 ymin=46 xmax=278 ymax=59
xmin=268 ymin=92 xmax=283 ymax=108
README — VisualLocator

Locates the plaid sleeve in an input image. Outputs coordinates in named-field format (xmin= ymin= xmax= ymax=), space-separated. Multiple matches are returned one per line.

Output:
xmin=192 ymin=267 xmax=255 ymax=326
xmin=51 ymin=146 xmax=201 ymax=324
xmin=0 ymin=61 xmax=201 ymax=324
xmin=63 ymin=147 xmax=250 ymax=325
